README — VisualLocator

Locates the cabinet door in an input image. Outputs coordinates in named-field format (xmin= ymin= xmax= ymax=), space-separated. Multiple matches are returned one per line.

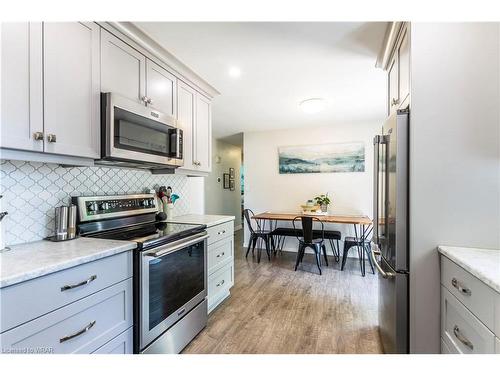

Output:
xmin=101 ymin=29 xmax=146 ymax=103
xmin=398 ymin=29 xmax=410 ymax=107
xmin=177 ymin=80 xmax=196 ymax=170
xmin=43 ymin=22 xmax=100 ymax=158
xmin=1 ymin=22 xmax=43 ymax=151
xmin=388 ymin=54 xmax=399 ymax=115
xmin=146 ymin=59 xmax=177 ymax=117
xmin=194 ymin=93 xmax=212 ymax=172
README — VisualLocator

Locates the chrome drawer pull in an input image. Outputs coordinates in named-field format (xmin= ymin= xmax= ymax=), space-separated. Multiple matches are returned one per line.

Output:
xmin=453 ymin=325 xmax=474 ymax=350
xmin=217 ymin=230 xmax=226 ymax=235
xmin=216 ymin=252 xmax=225 ymax=258
xmin=216 ymin=279 xmax=225 ymax=287
xmin=451 ymin=278 xmax=471 ymax=296
xmin=61 ymin=275 xmax=97 ymax=291
xmin=59 ymin=320 xmax=96 ymax=343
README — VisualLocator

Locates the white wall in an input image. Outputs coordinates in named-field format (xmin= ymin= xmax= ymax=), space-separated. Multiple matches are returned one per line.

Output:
xmin=409 ymin=23 xmax=500 ymax=353
xmin=205 ymin=139 xmax=242 ymax=229
xmin=243 ymin=122 xmax=380 ymax=249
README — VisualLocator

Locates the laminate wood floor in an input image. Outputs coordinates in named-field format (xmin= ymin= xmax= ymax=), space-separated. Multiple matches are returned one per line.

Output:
xmin=183 ymin=230 xmax=383 ymax=354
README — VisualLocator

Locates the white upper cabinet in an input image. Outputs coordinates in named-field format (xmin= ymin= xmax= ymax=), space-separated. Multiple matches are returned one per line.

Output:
xmin=177 ymin=80 xmax=196 ymax=170
xmin=146 ymin=60 xmax=177 ymax=117
xmin=43 ymin=22 xmax=100 ymax=158
xmin=388 ymin=53 xmax=399 ymax=115
xmin=1 ymin=22 xmax=43 ymax=152
xmin=176 ymin=82 xmax=212 ymax=175
xmin=195 ymin=93 xmax=212 ymax=173
xmin=101 ymin=29 xmax=146 ymax=103
xmin=398 ymin=29 xmax=410 ymax=107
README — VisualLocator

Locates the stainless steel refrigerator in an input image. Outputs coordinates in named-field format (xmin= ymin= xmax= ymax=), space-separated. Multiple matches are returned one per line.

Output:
xmin=371 ymin=109 xmax=409 ymax=354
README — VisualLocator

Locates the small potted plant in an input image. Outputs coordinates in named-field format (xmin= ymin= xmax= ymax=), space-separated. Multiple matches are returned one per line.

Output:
xmin=314 ymin=194 xmax=331 ymax=213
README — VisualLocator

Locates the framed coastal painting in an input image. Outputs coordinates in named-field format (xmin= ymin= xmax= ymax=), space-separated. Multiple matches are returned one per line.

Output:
xmin=278 ymin=142 xmax=365 ymax=174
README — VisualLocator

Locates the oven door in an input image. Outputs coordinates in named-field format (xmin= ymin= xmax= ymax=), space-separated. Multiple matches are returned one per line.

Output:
xmin=102 ymin=92 xmax=183 ymax=167
xmin=139 ymin=232 xmax=208 ymax=349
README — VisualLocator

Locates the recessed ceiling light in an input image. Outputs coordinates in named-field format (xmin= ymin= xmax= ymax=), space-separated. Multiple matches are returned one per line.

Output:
xmin=228 ymin=66 xmax=241 ymax=78
xmin=299 ymin=98 xmax=327 ymax=114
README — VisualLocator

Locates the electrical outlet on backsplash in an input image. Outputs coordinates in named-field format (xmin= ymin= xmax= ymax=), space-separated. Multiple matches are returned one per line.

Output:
xmin=0 ymin=160 xmax=191 ymax=245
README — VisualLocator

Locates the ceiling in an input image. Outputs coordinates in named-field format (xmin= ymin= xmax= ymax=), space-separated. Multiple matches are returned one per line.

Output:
xmin=135 ymin=22 xmax=388 ymax=143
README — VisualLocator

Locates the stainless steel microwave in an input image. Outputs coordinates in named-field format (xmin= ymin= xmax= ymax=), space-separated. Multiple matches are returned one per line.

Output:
xmin=99 ymin=93 xmax=183 ymax=170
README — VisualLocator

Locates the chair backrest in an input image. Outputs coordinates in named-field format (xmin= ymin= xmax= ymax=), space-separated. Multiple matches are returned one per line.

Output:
xmin=243 ymin=209 xmax=261 ymax=234
xmin=292 ymin=216 xmax=324 ymax=243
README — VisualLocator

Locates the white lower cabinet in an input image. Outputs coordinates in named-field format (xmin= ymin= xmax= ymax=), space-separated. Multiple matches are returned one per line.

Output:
xmin=0 ymin=252 xmax=133 ymax=354
xmin=440 ymin=255 xmax=500 ymax=354
xmin=206 ymin=221 xmax=234 ymax=313
xmin=93 ymin=327 xmax=133 ymax=354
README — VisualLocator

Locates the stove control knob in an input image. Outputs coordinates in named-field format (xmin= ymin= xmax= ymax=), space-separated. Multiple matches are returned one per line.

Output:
xmin=97 ymin=202 xmax=108 ymax=211
xmin=87 ymin=202 xmax=98 ymax=212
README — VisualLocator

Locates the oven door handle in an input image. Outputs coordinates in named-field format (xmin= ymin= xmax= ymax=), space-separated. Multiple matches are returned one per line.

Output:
xmin=144 ymin=233 xmax=209 ymax=258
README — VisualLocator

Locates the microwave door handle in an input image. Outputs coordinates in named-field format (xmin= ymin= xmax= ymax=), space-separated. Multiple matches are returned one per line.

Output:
xmin=373 ymin=135 xmax=380 ymax=244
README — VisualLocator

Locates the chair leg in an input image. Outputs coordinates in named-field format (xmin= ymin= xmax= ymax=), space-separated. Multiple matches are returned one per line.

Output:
xmin=314 ymin=245 xmax=322 ymax=275
xmin=341 ymin=243 xmax=350 ymax=271
xmin=295 ymin=244 xmax=304 ymax=271
xmin=365 ymin=243 xmax=375 ymax=274
xmin=336 ymin=239 xmax=340 ymax=262
xmin=322 ymin=244 xmax=329 ymax=267
xmin=270 ymin=236 xmax=276 ymax=256
xmin=245 ymin=235 xmax=253 ymax=258
xmin=251 ymin=237 xmax=257 ymax=256
xmin=357 ymin=246 xmax=365 ymax=277
xmin=257 ymin=237 xmax=262 ymax=263
xmin=264 ymin=236 xmax=271 ymax=261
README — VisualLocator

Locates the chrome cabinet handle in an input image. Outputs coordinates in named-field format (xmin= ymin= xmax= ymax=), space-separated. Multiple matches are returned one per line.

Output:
xmin=47 ymin=134 xmax=57 ymax=143
xmin=216 ymin=279 xmax=225 ymax=287
xmin=453 ymin=325 xmax=474 ymax=350
xmin=217 ymin=230 xmax=226 ymax=235
xmin=391 ymin=98 xmax=400 ymax=106
xmin=141 ymin=96 xmax=149 ymax=104
xmin=216 ymin=252 xmax=225 ymax=258
xmin=59 ymin=320 xmax=96 ymax=343
xmin=193 ymin=161 xmax=201 ymax=166
xmin=33 ymin=132 xmax=44 ymax=141
xmin=370 ymin=245 xmax=395 ymax=279
xmin=147 ymin=97 xmax=153 ymax=105
xmin=61 ymin=275 xmax=97 ymax=291
xmin=451 ymin=278 xmax=471 ymax=296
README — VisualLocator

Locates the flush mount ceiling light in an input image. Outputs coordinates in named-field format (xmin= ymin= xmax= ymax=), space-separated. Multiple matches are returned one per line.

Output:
xmin=228 ymin=66 xmax=241 ymax=78
xmin=299 ymin=98 xmax=327 ymax=114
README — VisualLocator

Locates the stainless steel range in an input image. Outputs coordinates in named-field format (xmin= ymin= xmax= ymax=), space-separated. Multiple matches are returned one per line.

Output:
xmin=73 ymin=193 xmax=208 ymax=354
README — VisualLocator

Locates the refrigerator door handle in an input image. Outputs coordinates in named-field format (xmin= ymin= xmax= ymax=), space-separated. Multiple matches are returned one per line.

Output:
xmin=370 ymin=243 xmax=396 ymax=279
xmin=373 ymin=135 xmax=380 ymax=245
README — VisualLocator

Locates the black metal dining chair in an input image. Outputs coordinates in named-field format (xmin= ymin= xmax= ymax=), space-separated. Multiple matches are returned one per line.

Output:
xmin=293 ymin=216 xmax=328 ymax=275
xmin=244 ymin=209 xmax=275 ymax=263
xmin=341 ymin=225 xmax=374 ymax=276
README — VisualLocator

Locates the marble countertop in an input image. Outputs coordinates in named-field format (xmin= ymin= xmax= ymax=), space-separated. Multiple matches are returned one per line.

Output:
xmin=0 ymin=237 xmax=136 ymax=289
xmin=166 ymin=214 xmax=235 ymax=227
xmin=438 ymin=246 xmax=500 ymax=293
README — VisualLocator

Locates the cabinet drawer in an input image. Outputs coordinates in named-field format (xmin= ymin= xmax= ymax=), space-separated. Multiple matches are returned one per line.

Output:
xmin=207 ymin=221 xmax=233 ymax=245
xmin=1 ymin=278 xmax=132 ymax=354
xmin=92 ymin=327 xmax=133 ymax=354
xmin=208 ymin=236 xmax=233 ymax=274
xmin=208 ymin=262 xmax=233 ymax=300
xmin=440 ymin=256 xmax=496 ymax=332
xmin=441 ymin=287 xmax=495 ymax=354
xmin=1 ymin=251 xmax=132 ymax=333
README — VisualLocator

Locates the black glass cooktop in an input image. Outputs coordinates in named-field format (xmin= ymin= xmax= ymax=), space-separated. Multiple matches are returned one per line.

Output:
xmin=87 ymin=221 xmax=206 ymax=250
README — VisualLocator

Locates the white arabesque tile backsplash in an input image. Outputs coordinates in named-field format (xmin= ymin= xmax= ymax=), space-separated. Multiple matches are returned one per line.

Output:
xmin=0 ymin=160 xmax=190 ymax=245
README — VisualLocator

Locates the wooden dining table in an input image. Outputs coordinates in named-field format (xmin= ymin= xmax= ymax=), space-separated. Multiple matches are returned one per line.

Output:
xmin=251 ymin=211 xmax=373 ymax=271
